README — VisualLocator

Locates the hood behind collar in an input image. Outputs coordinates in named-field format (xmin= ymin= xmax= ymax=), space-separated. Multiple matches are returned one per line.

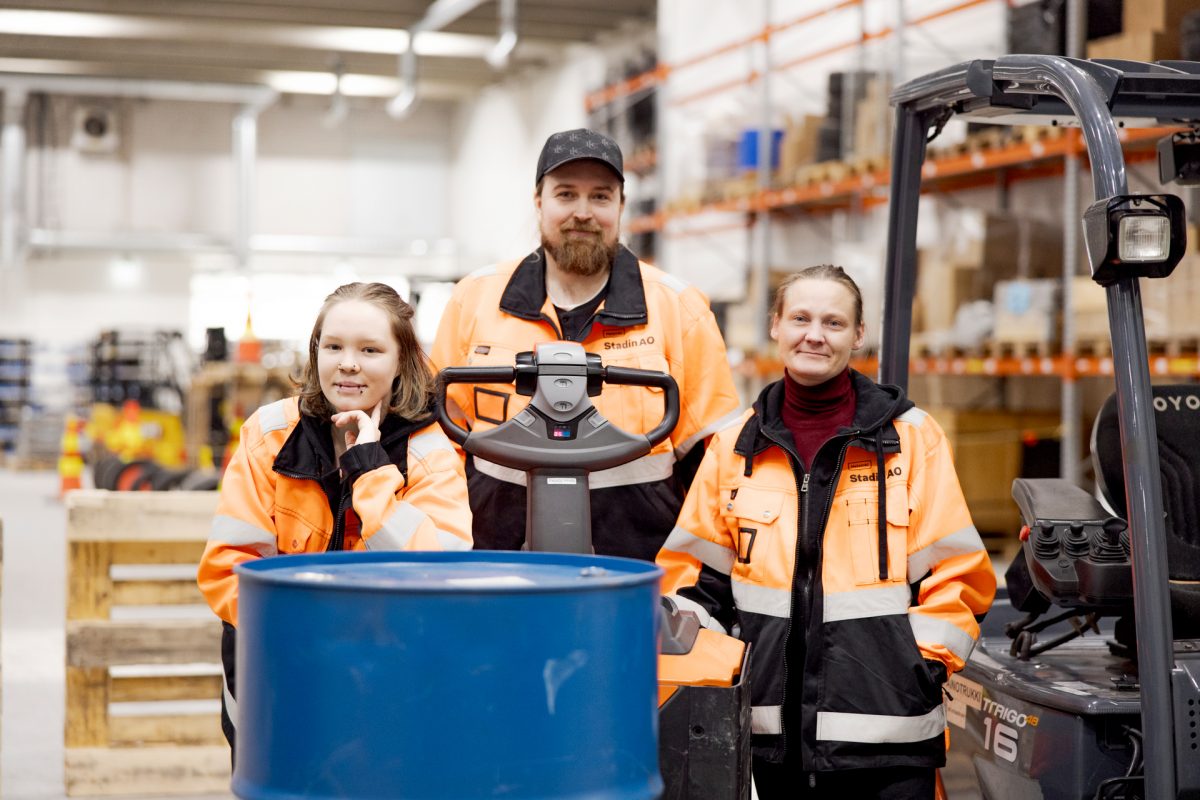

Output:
xmin=274 ymin=405 xmax=433 ymax=480
xmin=736 ymin=369 xmax=913 ymax=458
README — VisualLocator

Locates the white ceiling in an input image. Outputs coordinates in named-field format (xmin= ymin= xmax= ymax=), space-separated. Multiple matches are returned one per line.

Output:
xmin=0 ymin=0 xmax=658 ymax=101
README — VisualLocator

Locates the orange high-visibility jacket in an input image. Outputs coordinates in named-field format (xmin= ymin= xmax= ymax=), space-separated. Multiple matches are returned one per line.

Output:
xmin=430 ymin=246 xmax=741 ymax=561
xmin=657 ymin=372 xmax=996 ymax=770
xmin=197 ymin=397 xmax=472 ymax=626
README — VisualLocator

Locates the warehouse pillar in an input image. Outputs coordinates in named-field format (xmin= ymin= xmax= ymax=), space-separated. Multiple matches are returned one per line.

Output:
xmin=232 ymin=106 xmax=260 ymax=271
xmin=1 ymin=88 xmax=27 ymax=311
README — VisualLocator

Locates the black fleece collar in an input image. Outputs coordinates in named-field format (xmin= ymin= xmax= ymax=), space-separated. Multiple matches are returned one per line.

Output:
xmin=498 ymin=245 xmax=648 ymax=327
xmin=735 ymin=369 xmax=913 ymax=459
xmin=273 ymin=406 xmax=431 ymax=481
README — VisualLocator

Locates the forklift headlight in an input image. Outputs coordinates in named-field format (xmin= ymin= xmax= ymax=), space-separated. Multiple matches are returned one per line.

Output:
xmin=1118 ymin=214 xmax=1171 ymax=262
xmin=1082 ymin=193 xmax=1186 ymax=286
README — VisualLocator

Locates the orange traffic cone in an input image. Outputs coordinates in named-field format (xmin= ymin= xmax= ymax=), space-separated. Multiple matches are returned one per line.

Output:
xmin=58 ymin=414 xmax=86 ymax=498
xmin=236 ymin=310 xmax=262 ymax=364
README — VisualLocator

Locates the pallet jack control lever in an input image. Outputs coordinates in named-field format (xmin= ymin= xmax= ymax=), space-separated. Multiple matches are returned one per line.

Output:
xmin=437 ymin=341 xmax=680 ymax=472
xmin=436 ymin=341 xmax=680 ymax=554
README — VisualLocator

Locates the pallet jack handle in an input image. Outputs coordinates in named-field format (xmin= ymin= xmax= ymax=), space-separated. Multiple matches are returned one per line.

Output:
xmin=436 ymin=365 xmax=517 ymax=446
xmin=600 ymin=365 xmax=679 ymax=448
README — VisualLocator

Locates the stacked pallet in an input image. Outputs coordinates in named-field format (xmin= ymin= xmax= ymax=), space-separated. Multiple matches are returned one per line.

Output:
xmin=64 ymin=490 xmax=226 ymax=796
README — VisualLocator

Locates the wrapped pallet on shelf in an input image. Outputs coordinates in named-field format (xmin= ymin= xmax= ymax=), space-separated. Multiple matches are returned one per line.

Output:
xmin=0 ymin=338 xmax=33 ymax=460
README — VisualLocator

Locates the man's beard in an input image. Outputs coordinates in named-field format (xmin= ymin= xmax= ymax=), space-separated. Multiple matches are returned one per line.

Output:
xmin=543 ymin=225 xmax=618 ymax=277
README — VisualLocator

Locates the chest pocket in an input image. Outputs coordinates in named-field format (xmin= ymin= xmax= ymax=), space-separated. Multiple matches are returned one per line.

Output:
xmin=846 ymin=482 xmax=910 ymax=585
xmin=465 ymin=343 xmax=522 ymax=426
xmin=724 ymin=485 xmax=785 ymax=566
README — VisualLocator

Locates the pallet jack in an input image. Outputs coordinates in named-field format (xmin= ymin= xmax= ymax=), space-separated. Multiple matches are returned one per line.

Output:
xmin=881 ymin=55 xmax=1200 ymax=799
xmin=438 ymin=341 xmax=752 ymax=799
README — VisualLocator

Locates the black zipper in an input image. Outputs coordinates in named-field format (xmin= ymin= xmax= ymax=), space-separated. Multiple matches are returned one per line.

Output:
xmin=778 ymin=459 xmax=806 ymax=750
xmin=327 ymin=484 xmax=350 ymax=552
xmin=797 ymin=436 xmax=854 ymax=767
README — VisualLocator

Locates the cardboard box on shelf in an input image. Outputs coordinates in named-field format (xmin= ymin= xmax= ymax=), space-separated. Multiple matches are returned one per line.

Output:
xmin=1122 ymin=0 xmax=1193 ymax=37
xmin=778 ymin=114 xmax=822 ymax=183
xmin=1087 ymin=30 xmax=1177 ymax=62
xmin=948 ymin=210 xmax=1064 ymax=281
xmin=915 ymin=250 xmax=987 ymax=336
xmin=852 ymin=77 xmax=892 ymax=163
xmin=926 ymin=407 xmax=1063 ymax=535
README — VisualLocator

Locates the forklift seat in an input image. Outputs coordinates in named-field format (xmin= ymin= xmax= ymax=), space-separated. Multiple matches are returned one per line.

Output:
xmin=1091 ymin=384 xmax=1200 ymax=636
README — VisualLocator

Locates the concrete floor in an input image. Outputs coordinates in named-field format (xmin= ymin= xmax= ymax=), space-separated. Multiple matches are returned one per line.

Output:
xmin=1 ymin=467 xmax=982 ymax=799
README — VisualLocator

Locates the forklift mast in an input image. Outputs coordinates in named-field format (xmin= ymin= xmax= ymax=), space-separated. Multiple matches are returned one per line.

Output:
xmin=881 ymin=56 xmax=1200 ymax=799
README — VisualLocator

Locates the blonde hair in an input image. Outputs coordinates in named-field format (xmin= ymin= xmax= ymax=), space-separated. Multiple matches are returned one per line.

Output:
xmin=771 ymin=265 xmax=863 ymax=327
xmin=296 ymin=282 xmax=435 ymax=421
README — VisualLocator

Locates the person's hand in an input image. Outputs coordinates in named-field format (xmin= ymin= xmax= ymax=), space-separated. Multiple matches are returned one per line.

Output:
xmin=332 ymin=401 xmax=383 ymax=450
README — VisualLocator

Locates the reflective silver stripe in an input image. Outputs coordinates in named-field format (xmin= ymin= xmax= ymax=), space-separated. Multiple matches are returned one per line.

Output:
xmin=909 ymin=612 xmax=978 ymax=662
xmin=588 ymin=451 xmax=674 ymax=489
xmin=223 ymin=672 xmax=237 ymax=730
xmin=908 ymin=525 xmax=987 ymax=582
xmin=473 ymin=456 xmax=527 ymax=485
xmin=895 ymin=406 xmax=928 ymax=427
xmin=676 ymin=408 xmax=744 ymax=459
xmin=816 ymin=705 xmax=946 ymax=744
xmin=436 ymin=529 xmax=471 ymax=551
xmin=751 ymin=705 xmax=782 ymax=735
xmin=731 ymin=581 xmax=792 ymax=619
xmin=668 ymin=593 xmax=727 ymax=633
xmin=408 ymin=430 xmax=456 ymax=462
xmin=823 ymin=584 xmax=910 ymax=622
xmin=367 ymin=502 xmax=427 ymax=550
xmin=474 ymin=451 xmax=676 ymax=490
xmin=662 ymin=526 xmax=735 ymax=575
xmin=658 ymin=271 xmax=691 ymax=294
xmin=210 ymin=515 xmax=278 ymax=556
xmin=257 ymin=399 xmax=288 ymax=434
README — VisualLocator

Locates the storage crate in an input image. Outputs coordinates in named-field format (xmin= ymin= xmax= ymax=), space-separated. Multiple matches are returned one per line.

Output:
xmin=64 ymin=490 xmax=227 ymax=796
xmin=927 ymin=407 xmax=1063 ymax=542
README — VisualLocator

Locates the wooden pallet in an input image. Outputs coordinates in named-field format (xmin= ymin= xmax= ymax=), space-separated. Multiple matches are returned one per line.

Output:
xmin=64 ymin=490 xmax=227 ymax=797
xmin=1075 ymin=336 xmax=1113 ymax=357
xmin=1013 ymin=124 xmax=1066 ymax=143
xmin=846 ymin=155 xmax=886 ymax=176
xmin=987 ymin=339 xmax=1056 ymax=359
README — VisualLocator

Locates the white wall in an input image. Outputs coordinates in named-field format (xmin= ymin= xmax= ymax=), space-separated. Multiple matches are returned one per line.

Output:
xmin=447 ymin=44 xmax=607 ymax=267
xmin=2 ymin=94 xmax=458 ymax=347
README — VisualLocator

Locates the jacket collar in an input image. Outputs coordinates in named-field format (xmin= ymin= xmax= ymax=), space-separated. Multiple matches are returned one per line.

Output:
xmin=498 ymin=244 xmax=648 ymax=328
xmin=734 ymin=369 xmax=913 ymax=459
xmin=274 ymin=405 xmax=432 ymax=481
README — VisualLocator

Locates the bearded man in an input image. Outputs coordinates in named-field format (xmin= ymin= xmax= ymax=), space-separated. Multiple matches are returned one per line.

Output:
xmin=430 ymin=128 xmax=740 ymax=560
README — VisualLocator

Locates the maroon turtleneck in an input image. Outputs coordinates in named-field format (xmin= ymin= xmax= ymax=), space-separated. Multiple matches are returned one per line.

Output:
xmin=781 ymin=368 xmax=856 ymax=470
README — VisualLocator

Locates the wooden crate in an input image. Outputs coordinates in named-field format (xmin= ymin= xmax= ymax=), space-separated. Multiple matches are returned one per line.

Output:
xmin=64 ymin=490 xmax=228 ymax=797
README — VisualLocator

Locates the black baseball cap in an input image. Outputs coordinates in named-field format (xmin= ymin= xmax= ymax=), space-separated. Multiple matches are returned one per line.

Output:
xmin=535 ymin=128 xmax=624 ymax=185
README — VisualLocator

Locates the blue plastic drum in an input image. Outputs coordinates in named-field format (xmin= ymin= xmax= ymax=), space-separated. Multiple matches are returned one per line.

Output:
xmin=233 ymin=551 xmax=664 ymax=800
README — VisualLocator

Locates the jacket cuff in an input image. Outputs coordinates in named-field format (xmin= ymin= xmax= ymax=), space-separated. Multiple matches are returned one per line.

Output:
xmin=340 ymin=441 xmax=391 ymax=485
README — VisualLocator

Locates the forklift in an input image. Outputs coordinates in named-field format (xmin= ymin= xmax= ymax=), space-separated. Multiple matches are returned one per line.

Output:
xmin=881 ymin=55 xmax=1200 ymax=798
xmin=437 ymin=341 xmax=751 ymax=799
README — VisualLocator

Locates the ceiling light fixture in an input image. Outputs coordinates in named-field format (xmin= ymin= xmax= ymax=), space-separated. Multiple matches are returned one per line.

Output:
xmin=386 ymin=42 xmax=418 ymax=119
xmin=485 ymin=0 xmax=518 ymax=71
xmin=322 ymin=58 xmax=348 ymax=128
xmin=386 ymin=0 xmax=490 ymax=119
